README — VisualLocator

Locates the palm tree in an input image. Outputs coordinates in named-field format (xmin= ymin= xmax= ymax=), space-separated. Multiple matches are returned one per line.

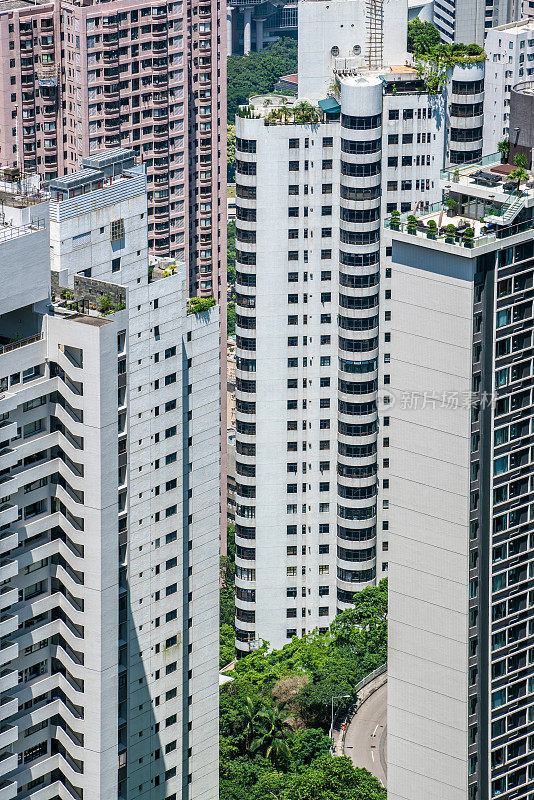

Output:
xmin=509 ymin=166 xmax=529 ymax=193
xmin=497 ymin=138 xmax=510 ymax=163
xmin=251 ymin=705 xmax=293 ymax=765
xmin=280 ymin=103 xmax=291 ymax=124
xmin=242 ymin=696 xmax=263 ymax=752
xmin=294 ymin=100 xmax=321 ymax=124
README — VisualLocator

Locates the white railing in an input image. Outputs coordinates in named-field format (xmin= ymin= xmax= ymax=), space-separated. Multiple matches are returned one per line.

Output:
xmin=0 ymin=219 xmax=45 ymax=243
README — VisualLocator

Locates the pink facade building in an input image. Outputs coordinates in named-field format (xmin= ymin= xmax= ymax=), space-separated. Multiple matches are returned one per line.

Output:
xmin=0 ymin=0 xmax=227 ymax=301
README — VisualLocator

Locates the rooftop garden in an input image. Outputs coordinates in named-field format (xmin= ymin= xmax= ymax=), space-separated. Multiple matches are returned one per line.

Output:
xmin=407 ymin=20 xmax=485 ymax=94
xmin=237 ymin=98 xmax=323 ymax=126
xmin=188 ymin=296 xmax=217 ymax=315
xmin=55 ymin=287 xmax=125 ymax=316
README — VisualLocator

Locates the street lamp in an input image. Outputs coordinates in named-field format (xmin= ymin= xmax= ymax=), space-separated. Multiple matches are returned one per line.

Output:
xmin=330 ymin=694 xmax=351 ymax=747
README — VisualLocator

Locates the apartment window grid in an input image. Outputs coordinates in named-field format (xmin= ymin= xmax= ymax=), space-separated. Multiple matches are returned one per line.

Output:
xmin=475 ymin=244 xmax=534 ymax=800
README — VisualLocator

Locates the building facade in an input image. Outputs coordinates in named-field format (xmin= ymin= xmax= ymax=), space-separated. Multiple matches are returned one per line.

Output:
xmin=433 ymin=0 xmax=520 ymax=45
xmin=0 ymin=151 xmax=220 ymax=799
xmin=232 ymin=0 xmax=486 ymax=654
xmin=387 ymin=154 xmax=534 ymax=800
xmin=0 ymin=0 xmax=226 ymax=300
xmin=483 ymin=19 xmax=534 ymax=156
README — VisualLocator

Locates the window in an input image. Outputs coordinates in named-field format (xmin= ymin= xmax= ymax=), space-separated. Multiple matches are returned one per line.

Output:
xmin=389 ymin=109 xmax=399 ymax=120
xmin=319 ymin=564 xmax=329 ymax=574
xmin=110 ymin=218 xmax=125 ymax=241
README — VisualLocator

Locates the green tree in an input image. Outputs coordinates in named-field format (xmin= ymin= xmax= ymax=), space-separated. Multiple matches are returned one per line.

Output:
xmin=407 ymin=18 xmax=441 ymax=55
xmin=227 ymin=301 xmax=236 ymax=336
xmin=219 ymin=582 xmax=389 ymax=799
xmin=220 ymin=525 xmax=235 ymax=666
xmin=331 ymin=579 xmax=388 ymax=652
xmin=497 ymin=138 xmax=510 ymax=162
xmin=513 ymin=152 xmax=527 ymax=169
xmin=228 ymin=124 xmax=236 ymax=183
xmin=244 ymin=695 xmax=267 ymax=752
xmin=268 ymin=755 xmax=386 ymax=800
xmin=290 ymin=728 xmax=331 ymax=768
xmin=509 ymin=166 xmax=529 ymax=192
xmin=251 ymin=705 xmax=293 ymax=764
xmin=227 ymin=38 xmax=298 ymax=121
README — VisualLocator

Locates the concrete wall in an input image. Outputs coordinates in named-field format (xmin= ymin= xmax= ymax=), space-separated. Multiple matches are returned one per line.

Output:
xmin=387 ymin=239 xmax=475 ymax=800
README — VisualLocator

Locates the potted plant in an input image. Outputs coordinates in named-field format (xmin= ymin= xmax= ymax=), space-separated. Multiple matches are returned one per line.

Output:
xmin=390 ymin=209 xmax=401 ymax=230
xmin=453 ymin=168 xmax=460 ymax=183
xmin=497 ymin=138 xmax=510 ymax=163
xmin=463 ymin=226 xmax=475 ymax=247
xmin=445 ymin=197 xmax=458 ymax=217
xmin=426 ymin=219 xmax=437 ymax=238
xmin=406 ymin=214 xmax=418 ymax=234
xmin=445 ymin=223 xmax=456 ymax=243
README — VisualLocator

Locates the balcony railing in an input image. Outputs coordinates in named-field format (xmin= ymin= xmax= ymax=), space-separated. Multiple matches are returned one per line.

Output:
xmin=386 ymin=216 xmax=534 ymax=250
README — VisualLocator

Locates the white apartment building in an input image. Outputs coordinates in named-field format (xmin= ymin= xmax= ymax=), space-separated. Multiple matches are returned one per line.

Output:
xmin=233 ymin=0 xmax=485 ymax=654
xmin=0 ymin=151 xmax=220 ymax=799
xmin=387 ymin=152 xmax=534 ymax=800
xmin=433 ymin=0 xmax=520 ymax=45
xmin=483 ymin=19 xmax=534 ymax=155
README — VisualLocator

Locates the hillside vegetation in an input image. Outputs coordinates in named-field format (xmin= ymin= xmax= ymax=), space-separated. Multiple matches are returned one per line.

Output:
xmin=220 ymin=580 xmax=388 ymax=800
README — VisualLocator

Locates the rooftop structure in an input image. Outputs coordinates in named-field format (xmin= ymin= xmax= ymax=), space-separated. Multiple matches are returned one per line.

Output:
xmin=388 ymin=149 xmax=534 ymax=800
xmin=0 ymin=154 xmax=221 ymax=800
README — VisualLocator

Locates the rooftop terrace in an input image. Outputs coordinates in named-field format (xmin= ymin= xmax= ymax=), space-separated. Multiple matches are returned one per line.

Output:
xmin=387 ymin=211 xmax=534 ymax=250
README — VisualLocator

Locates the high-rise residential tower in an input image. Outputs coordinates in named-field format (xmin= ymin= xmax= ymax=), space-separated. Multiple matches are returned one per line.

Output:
xmin=232 ymin=0 xmax=486 ymax=654
xmin=483 ymin=18 xmax=534 ymax=156
xmin=0 ymin=0 xmax=226 ymax=300
xmin=432 ymin=0 xmax=520 ymax=45
xmin=387 ymin=149 xmax=534 ymax=799
xmin=0 ymin=150 xmax=220 ymax=799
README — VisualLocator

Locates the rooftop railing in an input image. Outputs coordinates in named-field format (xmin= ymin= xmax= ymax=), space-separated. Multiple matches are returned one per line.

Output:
xmin=0 ymin=333 xmax=42 ymax=355
xmin=0 ymin=218 xmax=45 ymax=243
xmin=386 ymin=216 xmax=534 ymax=250
xmin=440 ymin=153 xmax=502 ymax=181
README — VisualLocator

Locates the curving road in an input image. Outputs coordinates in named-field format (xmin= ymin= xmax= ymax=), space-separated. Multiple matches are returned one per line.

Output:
xmin=342 ymin=678 xmax=387 ymax=786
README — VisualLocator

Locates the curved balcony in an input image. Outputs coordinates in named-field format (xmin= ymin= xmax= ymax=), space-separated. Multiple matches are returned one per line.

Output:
xmin=336 ymin=564 xmax=376 ymax=591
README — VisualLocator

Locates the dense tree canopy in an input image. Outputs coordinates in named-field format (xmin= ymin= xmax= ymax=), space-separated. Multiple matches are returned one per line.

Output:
xmin=220 ymin=525 xmax=236 ymax=666
xmin=227 ymin=38 xmax=298 ymax=121
xmin=220 ymin=580 xmax=388 ymax=800
xmin=407 ymin=18 xmax=441 ymax=54
xmin=227 ymin=124 xmax=236 ymax=183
